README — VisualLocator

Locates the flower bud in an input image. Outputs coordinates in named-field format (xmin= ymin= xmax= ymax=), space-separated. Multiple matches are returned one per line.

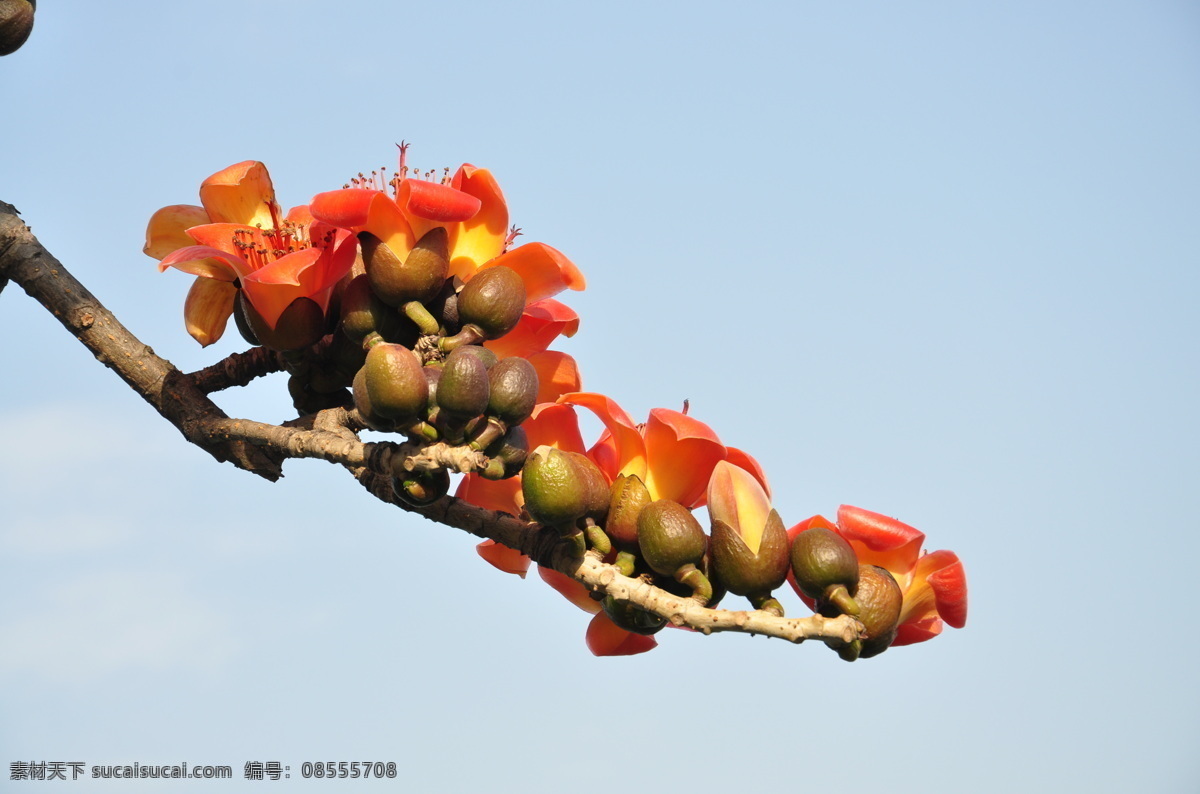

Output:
xmin=601 ymin=596 xmax=667 ymax=636
xmin=360 ymin=342 xmax=428 ymax=424
xmin=706 ymin=461 xmax=789 ymax=599
xmin=521 ymin=446 xmax=589 ymax=528
xmin=436 ymin=345 xmax=491 ymax=422
xmin=457 ymin=265 xmax=526 ymax=340
xmin=487 ymin=356 xmax=539 ymax=426
xmin=391 ymin=468 xmax=451 ymax=507
xmin=340 ymin=273 xmax=404 ymax=345
xmin=790 ymin=527 xmax=860 ymax=616
xmin=853 ymin=564 xmax=904 ymax=659
xmin=637 ymin=500 xmax=707 ymax=578
xmin=606 ymin=474 xmax=652 ymax=550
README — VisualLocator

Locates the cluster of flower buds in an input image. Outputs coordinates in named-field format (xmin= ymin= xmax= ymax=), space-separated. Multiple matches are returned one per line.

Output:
xmin=520 ymin=456 xmax=797 ymax=634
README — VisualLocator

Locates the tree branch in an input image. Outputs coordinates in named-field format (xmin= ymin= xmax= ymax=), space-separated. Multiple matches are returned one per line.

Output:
xmin=0 ymin=200 xmax=284 ymax=480
xmin=0 ymin=201 xmax=864 ymax=648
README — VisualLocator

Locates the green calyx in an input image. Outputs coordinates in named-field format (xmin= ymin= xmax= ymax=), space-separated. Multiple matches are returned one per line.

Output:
xmin=361 ymin=228 xmax=449 ymax=307
xmin=637 ymin=500 xmax=708 ymax=578
xmin=709 ymin=509 xmax=790 ymax=599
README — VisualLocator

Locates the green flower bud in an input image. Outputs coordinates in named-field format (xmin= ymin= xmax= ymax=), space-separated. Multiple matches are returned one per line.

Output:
xmin=710 ymin=508 xmax=790 ymax=598
xmin=457 ymin=265 xmax=526 ymax=340
xmin=790 ymin=527 xmax=860 ymax=616
xmin=363 ymin=342 xmax=429 ymax=422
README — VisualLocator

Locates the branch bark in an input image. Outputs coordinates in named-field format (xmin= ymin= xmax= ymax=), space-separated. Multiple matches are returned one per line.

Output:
xmin=0 ymin=200 xmax=864 ymax=648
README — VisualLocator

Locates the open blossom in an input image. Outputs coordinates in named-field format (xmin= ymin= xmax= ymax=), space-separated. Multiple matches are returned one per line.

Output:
xmin=787 ymin=506 xmax=967 ymax=646
xmin=308 ymin=146 xmax=585 ymax=360
xmin=145 ymin=161 xmax=356 ymax=347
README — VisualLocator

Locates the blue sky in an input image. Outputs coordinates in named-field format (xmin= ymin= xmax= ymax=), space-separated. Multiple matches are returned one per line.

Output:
xmin=2 ymin=1 xmax=1198 ymax=791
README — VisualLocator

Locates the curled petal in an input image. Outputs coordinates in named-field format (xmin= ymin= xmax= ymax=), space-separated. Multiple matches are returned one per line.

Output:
xmin=455 ymin=473 xmax=523 ymax=517
xmin=144 ymin=205 xmax=210 ymax=259
xmin=157 ymin=245 xmax=249 ymax=281
xmin=585 ymin=612 xmax=658 ymax=656
xmin=481 ymin=242 xmax=585 ymax=302
xmin=182 ymin=277 xmax=237 ymax=347
xmin=239 ymin=247 xmax=326 ymax=329
xmin=537 ymin=565 xmax=601 ymax=614
xmin=199 ymin=160 xmax=278 ymax=228
xmin=311 ymin=188 xmax=415 ymax=258
xmin=398 ymin=179 xmax=480 ymax=242
xmin=557 ymin=392 xmax=647 ymax=482
xmin=836 ymin=505 xmax=926 ymax=576
xmin=484 ymin=299 xmax=579 ymax=359
xmin=909 ymin=550 xmax=967 ymax=629
xmin=644 ymin=409 xmax=726 ymax=507
xmin=523 ymin=403 xmax=586 ymax=454
xmin=525 ymin=351 xmax=582 ymax=404
xmin=893 ymin=615 xmax=945 ymax=646
xmin=474 ymin=540 xmax=530 ymax=578
xmin=724 ymin=446 xmax=772 ymax=501
xmin=447 ymin=164 xmax=508 ymax=279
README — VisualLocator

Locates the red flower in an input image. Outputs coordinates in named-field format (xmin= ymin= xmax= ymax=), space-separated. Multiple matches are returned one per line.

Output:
xmin=308 ymin=148 xmax=585 ymax=359
xmin=145 ymin=161 xmax=356 ymax=347
xmin=787 ymin=507 xmax=967 ymax=646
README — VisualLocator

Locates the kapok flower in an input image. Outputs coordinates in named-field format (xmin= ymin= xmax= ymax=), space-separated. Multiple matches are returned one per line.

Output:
xmin=145 ymin=161 xmax=356 ymax=348
xmin=308 ymin=145 xmax=585 ymax=358
xmin=786 ymin=506 xmax=967 ymax=646
xmin=706 ymin=460 xmax=790 ymax=612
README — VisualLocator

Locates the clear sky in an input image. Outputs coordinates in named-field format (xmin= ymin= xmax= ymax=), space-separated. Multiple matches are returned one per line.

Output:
xmin=2 ymin=1 xmax=1198 ymax=791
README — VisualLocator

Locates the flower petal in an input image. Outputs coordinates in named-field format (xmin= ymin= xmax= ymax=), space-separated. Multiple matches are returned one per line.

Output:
xmin=239 ymin=247 xmax=325 ymax=329
xmin=537 ymin=565 xmax=601 ymax=614
xmin=182 ymin=277 xmax=237 ymax=347
xmin=157 ymin=245 xmax=248 ymax=281
xmin=836 ymin=505 xmax=926 ymax=576
xmin=525 ymin=351 xmax=582 ymax=403
xmin=723 ymin=446 xmax=772 ymax=501
xmin=484 ymin=299 xmax=580 ymax=359
xmin=892 ymin=615 xmax=945 ymax=646
xmin=706 ymin=461 xmax=772 ymax=554
xmin=144 ymin=205 xmax=210 ymax=259
xmin=481 ymin=242 xmax=585 ymax=303
xmin=311 ymin=188 xmax=415 ymax=259
xmin=455 ymin=473 xmax=524 ymax=516
xmin=585 ymin=612 xmax=658 ymax=656
xmin=199 ymin=160 xmax=278 ymax=228
xmin=523 ymin=403 xmax=587 ymax=454
xmin=916 ymin=550 xmax=968 ymax=629
xmin=643 ymin=408 xmax=726 ymax=507
xmin=557 ymin=392 xmax=647 ymax=482
xmin=185 ymin=222 xmax=263 ymax=257
xmin=447 ymin=164 xmax=508 ymax=279
xmin=474 ymin=540 xmax=530 ymax=578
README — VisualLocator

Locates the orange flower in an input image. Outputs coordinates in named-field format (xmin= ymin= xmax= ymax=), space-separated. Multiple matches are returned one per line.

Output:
xmin=145 ymin=161 xmax=356 ymax=347
xmin=786 ymin=507 xmax=967 ymax=646
xmin=308 ymin=146 xmax=585 ymax=358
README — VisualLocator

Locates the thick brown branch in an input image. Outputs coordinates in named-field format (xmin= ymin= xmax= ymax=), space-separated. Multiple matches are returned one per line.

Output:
xmin=0 ymin=201 xmax=284 ymax=480
xmin=188 ymin=345 xmax=286 ymax=393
